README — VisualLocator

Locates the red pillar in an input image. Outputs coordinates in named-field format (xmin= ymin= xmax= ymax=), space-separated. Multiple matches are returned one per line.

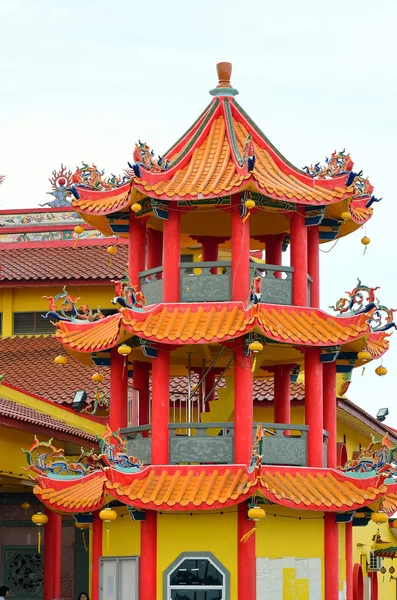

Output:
xmin=238 ymin=502 xmax=256 ymax=600
xmin=234 ymin=344 xmax=253 ymax=464
xmin=370 ymin=572 xmax=378 ymax=600
xmin=231 ymin=195 xmax=250 ymax=301
xmin=274 ymin=366 xmax=291 ymax=425
xmin=129 ymin=213 xmax=146 ymax=290
xmin=163 ymin=209 xmax=180 ymax=302
xmin=147 ymin=228 xmax=163 ymax=271
xmin=110 ymin=347 xmax=128 ymax=431
xmin=91 ymin=513 xmax=103 ymax=600
xmin=264 ymin=234 xmax=283 ymax=278
xmin=324 ymin=513 xmax=339 ymax=600
xmin=346 ymin=522 xmax=353 ymax=600
xmin=44 ymin=510 xmax=62 ymax=600
xmin=151 ymin=348 xmax=170 ymax=464
xmin=307 ymin=225 xmax=320 ymax=308
xmin=202 ymin=236 xmax=219 ymax=274
xmin=290 ymin=208 xmax=308 ymax=306
xmin=323 ymin=361 xmax=337 ymax=468
xmin=139 ymin=511 xmax=157 ymax=600
xmin=133 ymin=361 xmax=150 ymax=426
xmin=304 ymin=348 xmax=323 ymax=467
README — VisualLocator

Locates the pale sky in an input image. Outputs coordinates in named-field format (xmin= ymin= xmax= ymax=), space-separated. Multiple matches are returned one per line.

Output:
xmin=1 ymin=0 xmax=397 ymax=425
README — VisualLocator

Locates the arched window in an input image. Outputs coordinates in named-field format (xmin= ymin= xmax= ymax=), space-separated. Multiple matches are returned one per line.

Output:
xmin=164 ymin=552 xmax=229 ymax=600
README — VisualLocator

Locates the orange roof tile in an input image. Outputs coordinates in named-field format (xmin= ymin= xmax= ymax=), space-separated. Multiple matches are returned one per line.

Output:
xmin=32 ymin=465 xmax=393 ymax=513
xmin=366 ymin=332 xmax=391 ymax=359
xmin=72 ymin=98 xmax=354 ymax=215
xmin=54 ymin=303 xmax=371 ymax=352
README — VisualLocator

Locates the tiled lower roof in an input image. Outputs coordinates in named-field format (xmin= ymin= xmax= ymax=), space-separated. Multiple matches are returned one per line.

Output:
xmin=33 ymin=465 xmax=395 ymax=513
xmin=0 ymin=336 xmax=109 ymax=405
xmin=0 ymin=240 xmax=128 ymax=281
xmin=0 ymin=397 xmax=95 ymax=441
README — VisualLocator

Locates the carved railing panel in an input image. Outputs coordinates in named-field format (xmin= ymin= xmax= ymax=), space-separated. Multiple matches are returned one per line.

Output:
xmin=257 ymin=423 xmax=308 ymax=466
xmin=125 ymin=427 xmax=152 ymax=465
xmin=251 ymin=265 xmax=293 ymax=306
xmin=3 ymin=547 xmax=43 ymax=599
xmin=180 ymin=262 xmax=231 ymax=303
xmin=170 ymin=423 xmax=234 ymax=464
xmin=139 ymin=267 xmax=163 ymax=305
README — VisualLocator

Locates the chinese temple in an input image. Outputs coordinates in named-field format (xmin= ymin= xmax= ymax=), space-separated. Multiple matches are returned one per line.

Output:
xmin=2 ymin=62 xmax=397 ymax=600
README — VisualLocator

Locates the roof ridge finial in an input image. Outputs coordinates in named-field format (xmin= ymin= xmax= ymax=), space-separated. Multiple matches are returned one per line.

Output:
xmin=216 ymin=62 xmax=232 ymax=88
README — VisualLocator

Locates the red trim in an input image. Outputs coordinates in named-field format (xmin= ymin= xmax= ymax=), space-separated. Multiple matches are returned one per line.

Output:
xmin=109 ymin=347 xmax=128 ymax=431
xmin=0 ymin=415 xmax=97 ymax=446
xmin=0 ymin=206 xmax=76 ymax=215
xmin=337 ymin=442 xmax=348 ymax=468
xmin=91 ymin=513 xmax=103 ymax=600
xmin=305 ymin=348 xmax=323 ymax=467
xmin=238 ymin=502 xmax=256 ymax=600
xmin=151 ymin=349 xmax=170 ymax=464
xmin=290 ymin=208 xmax=308 ymax=306
xmin=0 ymin=224 xmax=89 ymax=235
xmin=323 ymin=362 xmax=337 ymax=468
xmin=346 ymin=522 xmax=353 ymax=600
xmin=139 ymin=511 xmax=157 ymax=600
xmin=44 ymin=510 xmax=62 ymax=600
xmin=324 ymin=513 xmax=338 ymax=600
xmin=0 ymin=278 xmax=118 ymax=288
xmin=234 ymin=343 xmax=253 ymax=463
xmin=352 ymin=563 xmax=364 ymax=600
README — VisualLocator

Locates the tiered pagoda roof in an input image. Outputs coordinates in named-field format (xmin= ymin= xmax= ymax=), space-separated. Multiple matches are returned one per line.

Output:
xmin=70 ymin=63 xmax=376 ymax=240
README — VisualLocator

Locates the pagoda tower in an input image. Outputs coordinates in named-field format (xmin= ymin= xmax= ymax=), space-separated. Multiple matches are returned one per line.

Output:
xmin=31 ymin=63 xmax=396 ymax=600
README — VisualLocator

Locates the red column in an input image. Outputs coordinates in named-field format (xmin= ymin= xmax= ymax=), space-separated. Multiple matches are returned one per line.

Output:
xmin=238 ymin=502 xmax=256 ymax=600
xmin=129 ymin=213 xmax=146 ymax=290
xmin=91 ymin=513 xmax=103 ymax=600
xmin=346 ymin=522 xmax=353 ymax=600
xmin=110 ymin=347 xmax=128 ymax=431
xmin=307 ymin=225 xmax=320 ymax=308
xmin=139 ymin=511 xmax=157 ymax=600
xmin=151 ymin=348 xmax=170 ymax=464
xmin=323 ymin=361 xmax=337 ymax=468
xmin=147 ymin=228 xmax=163 ymax=271
xmin=290 ymin=208 xmax=308 ymax=306
xmin=202 ymin=236 xmax=219 ymax=274
xmin=304 ymin=348 xmax=323 ymax=467
xmin=324 ymin=513 xmax=339 ymax=600
xmin=370 ymin=572 xmax=378 ymax=600
xmin=264 ymin=234 xmax=283 ymax=278
xmin=163 ymin=209 xmax=180 ymax=302
xmin=44 ymin=510 xmax=62 ymax=600
xmin=274 ymin=366 xmax=291 ymax=425
xmin=133 ymin=361 xmax=150 ymax=426
xmin=231 ymin=195 xmax=250 ymax=301
xmin=234 ymin=344 xmax=253 ymax=464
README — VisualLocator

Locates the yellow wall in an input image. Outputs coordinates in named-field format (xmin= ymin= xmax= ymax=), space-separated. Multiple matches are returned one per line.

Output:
xmin=0 ymin=425 xmax=61 ymax=475
xmin=157 ymin=511 xmax=237 ymax=600
xmin=0 ymin=284 xmax=115 ymax=336
xmin=353 ymin=520 xmax=395 ymax=597
xmin=104 ymin=508 xmax=141 ymax=557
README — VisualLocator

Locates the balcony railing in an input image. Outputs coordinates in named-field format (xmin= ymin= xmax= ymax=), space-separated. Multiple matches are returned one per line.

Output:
xmin=122 ymin=422 xmax=330 ymax=467
xmin=139 ymin=262 xmax=295 ymax=306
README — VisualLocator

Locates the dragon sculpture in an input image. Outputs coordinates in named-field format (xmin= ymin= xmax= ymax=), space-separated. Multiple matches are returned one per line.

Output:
xmin=22 ymin=427 xmax=141 ymax=478
xmin=111 ymin=273 xmax=147 ymax=311
xmin=127 ymin=140 xmax=170 ymax=179
xmin=71 ymin=162 xmax=130 ymax=192
xmin=43 ymin=286 xmax=106 ymax=323
xmin=340 ymin=434 xmax=397 ymax=479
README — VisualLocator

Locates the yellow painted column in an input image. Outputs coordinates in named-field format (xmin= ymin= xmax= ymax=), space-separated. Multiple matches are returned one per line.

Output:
xmin=2 ymin=288 xmax=13 ymax=336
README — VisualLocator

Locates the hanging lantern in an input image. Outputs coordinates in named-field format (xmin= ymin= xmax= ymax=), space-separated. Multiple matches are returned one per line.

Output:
xmin=242 ymin=196 xmax=256 ymax=223
xmin=54 ymin=355 xmax=68 ymax=366
xmin=361 ymin=235 xmax=370 ymax=255
xmin=371 ymin=512 xmax=388 ymax=525
xmin=99 ymin=508 xmax=118 ymax=552
xmin=72 ymin=224 xmax=85 ymax=248
xmin=248 ymin=340 xmax=263 ymax=372
xmin=31 ymin=512 xmax=48 ymax=553
xmin=375 ymin=365 xmax=387 ymax=377
xmin=21 ymin=501 xmax=30 ymax=511
xmin=247 ymin=506 xmax=266 ymax=522
xmin=92 ymin=372 xmax=105 ymax=383
xmin=341 ymin=211 xmax=351 ymax=221
xmin=107 ymin=245 xmax=117 ymax=266
xmin=357 ymin=350 xmax=371 ymax=362
xmin=118 ymin=344 xmax=132 ymax=368
xmin=131 ymin=203 xmax=142 ymax=213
